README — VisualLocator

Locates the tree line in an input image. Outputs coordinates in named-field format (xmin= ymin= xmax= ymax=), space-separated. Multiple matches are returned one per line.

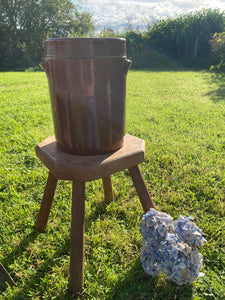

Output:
xmin=120 ymin=9 xmax=225 ymax=69
xmin=0 ymin=0 xmax=94 ymax=69
xmin=0 ymin=2 xmax=224 ymax=70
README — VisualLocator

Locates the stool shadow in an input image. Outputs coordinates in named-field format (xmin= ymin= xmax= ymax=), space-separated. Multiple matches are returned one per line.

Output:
xmin=1 ymin=230 xmax=39 ymax=269
xmin=1 ymin=229 xmax=74 ymax=299
xmin=106 ymin=258 xmax=193 ymax=300
xmin=85 ymin=199 xmax=109 ymax=228
xmin=0 ymin=198 xmax=111 ymax=299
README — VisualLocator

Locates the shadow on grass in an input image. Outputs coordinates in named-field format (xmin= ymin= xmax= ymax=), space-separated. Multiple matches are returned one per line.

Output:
xmin=0 ymin=199 xmax=112 ymax=299
xmin=1 ymin=230 xmax=39 ymax=269
xmin=1 ymin=200 xmax=193 ymax=299
xmin=106 ymin=258 xmax=193 ymax=300
xmin=205 ymin=71 xmax=225 ymax=102
xmin=1 ymin=228 xmax=75 ymax=299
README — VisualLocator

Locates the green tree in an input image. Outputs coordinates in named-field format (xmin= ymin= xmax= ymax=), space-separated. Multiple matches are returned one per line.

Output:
xmin=148 ymin=9 xmax=225 ymax=68
xmin=98 ymin=27 xmax=118 ymax=37
xmin=210 ymin=32 xmax=225 ymax=71
xmin=0 ymin=0 xmax=94 ymax=69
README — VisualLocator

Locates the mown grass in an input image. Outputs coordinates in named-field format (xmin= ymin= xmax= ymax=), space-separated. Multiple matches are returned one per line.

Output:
xmin=0 ymin=70 xmax=224 ymax=299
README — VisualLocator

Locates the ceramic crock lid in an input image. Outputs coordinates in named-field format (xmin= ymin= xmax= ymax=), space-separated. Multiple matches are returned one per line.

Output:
xmin=45 ymin=38 xmax=127 ymax=59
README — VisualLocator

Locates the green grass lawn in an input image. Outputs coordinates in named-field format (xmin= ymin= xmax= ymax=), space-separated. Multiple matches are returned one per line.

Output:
xmin=0 ymin=70 xmax=224 ymax=299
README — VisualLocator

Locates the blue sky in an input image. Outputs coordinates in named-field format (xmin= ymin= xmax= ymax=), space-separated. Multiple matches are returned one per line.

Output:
xmin=80 ymin=0 xmax=225 ymax=31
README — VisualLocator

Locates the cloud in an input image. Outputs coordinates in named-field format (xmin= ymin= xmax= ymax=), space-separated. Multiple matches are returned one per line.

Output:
xmin=80 ymin=0 xmax=225 ymax=31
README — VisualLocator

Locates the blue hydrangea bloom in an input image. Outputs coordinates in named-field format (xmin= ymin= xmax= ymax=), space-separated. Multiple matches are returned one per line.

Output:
xmin=139 ymin=208 xmax=207 ymax=286
xmin=174 ymin=215 xmax=207 ymax=248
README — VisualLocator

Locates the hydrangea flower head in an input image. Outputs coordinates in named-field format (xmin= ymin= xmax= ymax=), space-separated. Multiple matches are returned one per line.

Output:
xmin=174 ymin=215 xmax=207 ymax=248
xmin=139 ymin=208 xmax=207 ymax=286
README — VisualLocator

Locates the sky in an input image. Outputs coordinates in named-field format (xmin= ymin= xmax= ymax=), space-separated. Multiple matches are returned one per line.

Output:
xmin=80 ymin=0 xmax=225 ymax=32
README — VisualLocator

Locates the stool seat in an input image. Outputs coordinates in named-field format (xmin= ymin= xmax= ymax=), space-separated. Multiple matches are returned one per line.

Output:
xmin=35 ymin=134 xmax=145 ymax=181
xmin=35 ymin=134 xmax=154 ymax=295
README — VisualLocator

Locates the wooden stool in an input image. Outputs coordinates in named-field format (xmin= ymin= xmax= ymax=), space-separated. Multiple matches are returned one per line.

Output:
xmin=35 ymin=134 xmax=154 ymax=295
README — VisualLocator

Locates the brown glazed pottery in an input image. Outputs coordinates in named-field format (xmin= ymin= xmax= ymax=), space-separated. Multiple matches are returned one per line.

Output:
xmin=41 ymin=38 xmax=132 ymax=155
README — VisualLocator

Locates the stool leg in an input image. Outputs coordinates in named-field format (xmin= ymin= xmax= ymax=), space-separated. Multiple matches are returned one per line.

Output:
xmin=70 ymin=180 xmax=85 ymax=295
xmin=35 ymin=171 xmax=58 ymax=233
xmin=128 ymin=165 xmax=155 ymax=212
xmin=102 ymin=176 xmax=114 ymax=203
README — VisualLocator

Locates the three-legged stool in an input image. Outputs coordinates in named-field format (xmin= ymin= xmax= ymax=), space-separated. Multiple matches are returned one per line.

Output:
xmin=35 ymin=134 xmax=154 ymax=295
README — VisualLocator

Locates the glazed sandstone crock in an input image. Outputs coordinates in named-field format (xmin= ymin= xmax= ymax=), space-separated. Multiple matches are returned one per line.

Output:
xmin=41 ymin=38 xmax=132 ymax=155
